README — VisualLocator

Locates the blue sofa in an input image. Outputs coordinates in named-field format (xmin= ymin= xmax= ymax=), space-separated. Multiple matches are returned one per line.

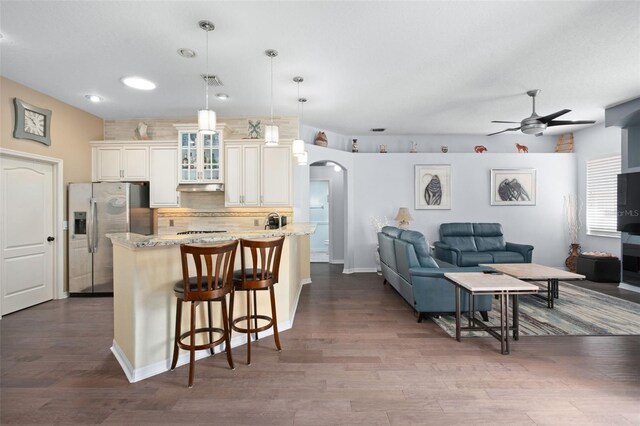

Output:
xmin=377 ymin=226 xmax=493 ymax=321
xmin=434 ymin=223 xmax=533 ymax=267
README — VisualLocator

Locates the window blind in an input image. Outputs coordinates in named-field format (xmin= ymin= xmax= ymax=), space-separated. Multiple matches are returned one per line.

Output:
xmin=586 ymin=155 xmax=621 ymax=237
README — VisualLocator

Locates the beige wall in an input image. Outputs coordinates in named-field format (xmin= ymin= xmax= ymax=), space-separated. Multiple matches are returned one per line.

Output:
xmin=1 ymin=76 xmax=104 ymax=291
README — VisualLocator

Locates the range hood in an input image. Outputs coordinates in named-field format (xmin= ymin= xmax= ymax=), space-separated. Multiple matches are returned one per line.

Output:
xmin=176 ymin=183 xmax=224 ymax=192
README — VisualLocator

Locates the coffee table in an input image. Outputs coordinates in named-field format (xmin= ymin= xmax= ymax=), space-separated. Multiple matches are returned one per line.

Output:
xmin=445 ymin=272 xmax=539 ymax=355
xmin=480 ymin=263 xmax=585 ymax=308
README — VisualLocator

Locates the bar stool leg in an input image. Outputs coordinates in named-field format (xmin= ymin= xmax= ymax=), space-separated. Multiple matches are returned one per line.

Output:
xmin=188 ymin=301 xmax=196 ymax=388
xmin=269 ymin=286 xmax=282 ymax=351
xmin=207 ymin=301 xmax=214 ymax=356
xmin=229 ymin=290 xmax=235 ymax=336
xmin=221 ymin=297 xmax=234 ymax=370
xmin=246 ymin=289 xmax=252 ymax=365
xmin=170 ymin=298 xmax=182 ymax=371
xmin=253 ymin=290 xmax=259 ymax=341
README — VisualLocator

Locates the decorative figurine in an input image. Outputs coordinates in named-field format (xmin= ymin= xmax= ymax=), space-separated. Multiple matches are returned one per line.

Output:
xmin=134 ymin=122 xmax=149 ymax=140
xmin=314 ymin=131 xmax=328 ymax=147
xmin=410 ymin=141 xmax=418 ymax=153
xmin=474 ymin=145 xmax=487 ymax=153
xmin=379 ymin=144 xmax=387 ymax=153
xmin=351 ymin=139 xmax=358 ymax=152
xmin=516 ymin=143 xmax=529 ymax=153
xmin=441 ymin=145 xmax=449 ymax=153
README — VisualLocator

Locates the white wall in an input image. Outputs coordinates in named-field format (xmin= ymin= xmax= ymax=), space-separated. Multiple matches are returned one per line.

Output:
xmin=573 ymin=123 xmax=622 ymax=256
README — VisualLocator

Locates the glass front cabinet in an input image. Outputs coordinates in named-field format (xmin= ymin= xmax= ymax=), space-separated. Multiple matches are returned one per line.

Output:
xmin=176 ymin=125 xmax=225 ymax=183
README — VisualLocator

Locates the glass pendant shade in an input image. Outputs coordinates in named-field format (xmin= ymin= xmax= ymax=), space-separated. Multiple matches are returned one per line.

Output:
xmin=264 ymin=124 xmax=279 ymax=146
xmin=198 ymin=109 xmax=216 ymax=134
xmin=297 ymin=151 xmax=308 ymax=166
xmin=292 ymin=139 xmax=305 ymax=156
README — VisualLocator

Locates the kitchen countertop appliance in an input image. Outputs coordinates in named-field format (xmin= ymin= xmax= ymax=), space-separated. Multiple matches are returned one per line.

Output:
xmin=266 ymin=213 xmax=287 ymax=229
xmin=68 ymin=182 xmax=151 ymax=295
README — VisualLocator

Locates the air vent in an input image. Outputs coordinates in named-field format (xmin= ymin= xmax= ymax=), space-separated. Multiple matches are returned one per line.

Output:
xmin=370 ymin=128 xmax=386 ymax=132
xmin=201 ymin=74 xmax=223 ymax=86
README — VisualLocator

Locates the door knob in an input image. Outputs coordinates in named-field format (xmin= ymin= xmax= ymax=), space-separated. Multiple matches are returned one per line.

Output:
xmin=47 ymin=236 xmax=55 ymax=242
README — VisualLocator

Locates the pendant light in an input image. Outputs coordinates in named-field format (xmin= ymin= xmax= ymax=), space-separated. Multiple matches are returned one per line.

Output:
xmin=198 ymin=20 xmax=216 ymax=134
xmin=264 ymin=49 xmax=279 ymax=146
xmin=292 ymin=76 xmax=306 ymax=157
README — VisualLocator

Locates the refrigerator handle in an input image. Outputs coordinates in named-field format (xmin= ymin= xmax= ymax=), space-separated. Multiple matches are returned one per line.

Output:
xmin=88 ymin=197 xmax=97 ymax=253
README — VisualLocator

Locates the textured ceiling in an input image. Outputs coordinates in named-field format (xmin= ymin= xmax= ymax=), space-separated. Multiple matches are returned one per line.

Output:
xmin=1 ymin=1 xmax=639 ymax=136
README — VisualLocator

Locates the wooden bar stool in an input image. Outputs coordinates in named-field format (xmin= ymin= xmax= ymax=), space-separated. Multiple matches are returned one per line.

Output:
xmin=170 ymin=241 xmax=238 ymax=388
xmin=229 ymin=236 xmax=285 ymax=365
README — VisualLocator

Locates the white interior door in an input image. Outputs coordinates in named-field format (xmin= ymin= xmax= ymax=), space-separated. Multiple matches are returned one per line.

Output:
xmin=310 ymin=180 xmax=330 ymax=262
xmin=1 ymin=157 xmax=55 ymax=315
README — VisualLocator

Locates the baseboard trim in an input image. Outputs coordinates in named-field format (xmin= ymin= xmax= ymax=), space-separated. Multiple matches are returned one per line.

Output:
xmin=112 ymin=294 xmax=302 ymax=383
xmin=619 ymin=282 xmax=640 ymax=294
xmin=330 ymin=260 xmax=344 ymax=264
xmin=342 ymin=267 xmax=377 ymax=274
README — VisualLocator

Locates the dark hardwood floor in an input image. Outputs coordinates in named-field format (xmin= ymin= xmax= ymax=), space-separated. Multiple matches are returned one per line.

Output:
xmin=2 ymin=264 xmax=639 ymax=425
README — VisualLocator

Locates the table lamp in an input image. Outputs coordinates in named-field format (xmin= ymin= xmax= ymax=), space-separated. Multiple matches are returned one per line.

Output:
xmin=395 ymin=207 xmax=413 ymax=228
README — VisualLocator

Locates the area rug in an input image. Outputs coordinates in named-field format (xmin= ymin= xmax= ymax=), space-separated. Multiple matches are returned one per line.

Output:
xmin=432 ymin=281 xmax=640 ymax=337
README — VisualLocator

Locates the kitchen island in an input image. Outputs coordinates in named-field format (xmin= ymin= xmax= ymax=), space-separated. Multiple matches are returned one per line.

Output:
xmin=107 ymin=224 xmax=315 ymax=382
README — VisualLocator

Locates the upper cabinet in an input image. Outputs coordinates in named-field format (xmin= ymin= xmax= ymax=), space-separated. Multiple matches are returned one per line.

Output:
xmin=224 ymin=140 xmax=292 ymax=207
xmin=175 ymin=124 xmax=226 ymax=184
xmin=94 ymin=145 xmax=149 ymax=182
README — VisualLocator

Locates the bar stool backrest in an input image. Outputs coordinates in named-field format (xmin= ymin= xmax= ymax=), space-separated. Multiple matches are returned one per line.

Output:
xmin=179 ymin=241 xmax=238 ymax=301
xmin=239 ymin=237 xmax=285 ymax=289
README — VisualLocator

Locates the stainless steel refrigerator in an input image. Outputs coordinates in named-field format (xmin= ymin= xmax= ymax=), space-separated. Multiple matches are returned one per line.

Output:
xmin=68 ymin=182 xmax=152 ymax=294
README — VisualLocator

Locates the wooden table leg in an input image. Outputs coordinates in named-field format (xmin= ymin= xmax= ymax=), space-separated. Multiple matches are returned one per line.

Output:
xmin=512 ymin=294 xmax=519 ymax=341
xmin=504 ymin=293 xmax=510 ymax=354
xmin=455 ymin=286 xmax=461 ymax=342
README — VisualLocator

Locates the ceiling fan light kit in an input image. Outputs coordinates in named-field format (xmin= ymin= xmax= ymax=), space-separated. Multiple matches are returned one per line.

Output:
xmin=487 ymin=89 xmax=595 ymax=137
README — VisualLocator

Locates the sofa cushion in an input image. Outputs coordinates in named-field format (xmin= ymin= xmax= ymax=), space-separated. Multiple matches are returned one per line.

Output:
xmin=458 ymin=252 xmax=494 ymax=266
xmin=473 ymin=223 xmax=506 ymax=251
xmin=400 ymin=230 xmax=438 ymax=268
xmin=487 ymin=251 xmax=525 ymax=263
xmin=382 ymin=226 xmax=403 ymax=239
xmin=441 ymin=235 xmax=478 ymax=252
xmin=440 ymin=222 xmax=474 ymax=237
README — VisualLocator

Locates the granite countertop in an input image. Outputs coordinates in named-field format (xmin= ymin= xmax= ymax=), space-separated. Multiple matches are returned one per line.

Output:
xmin=107 ymin=223 xmax=316 ymax=249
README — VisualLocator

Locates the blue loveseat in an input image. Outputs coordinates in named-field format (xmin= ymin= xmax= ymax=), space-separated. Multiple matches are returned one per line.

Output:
xmin=377 ymin=226 xmax=493 ymax=321
xmin=434 ymin=223 xmax=533 ymax=267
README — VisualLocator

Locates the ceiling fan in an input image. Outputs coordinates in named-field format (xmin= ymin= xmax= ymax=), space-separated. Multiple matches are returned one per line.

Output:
xmin=487 ymin=90 xmax=595 ymax=136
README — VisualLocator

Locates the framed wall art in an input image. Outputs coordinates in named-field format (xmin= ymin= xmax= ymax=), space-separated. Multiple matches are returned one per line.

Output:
xmin=490 ymin=168 xmax=536 ymax=206
xmin=415 ymin=164 xmax=451 ymax=210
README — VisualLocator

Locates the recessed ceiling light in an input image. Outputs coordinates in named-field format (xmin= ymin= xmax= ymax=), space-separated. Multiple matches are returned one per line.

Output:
xmin=216 ymin=93 xmax=229 ymax=100
xmin=85 ymin=94 xmax=103 ymax=103
xmin=121 ymin=76 xmax=156 ymax=91
xmin=177 ymin=48 xmax=196 ymax=58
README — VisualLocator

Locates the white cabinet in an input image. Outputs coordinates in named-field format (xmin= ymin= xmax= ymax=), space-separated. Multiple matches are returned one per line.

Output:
xmin=94 ymin=146 xmax=149 ymax=181
xmin=261 ymin=144 xmax=292 ymax=206
xmin=224 ymin=141 xmax=292 ymax=207
xmin=225 ymin=143 xmax=260 ymax=207
xmin=149 ymin=145 xmax=179 ymax=207
xmin=176 ymin=126 xmax=224 ymax=184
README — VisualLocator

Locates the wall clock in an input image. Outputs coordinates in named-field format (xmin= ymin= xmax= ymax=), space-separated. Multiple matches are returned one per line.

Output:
xmin=13 ymin=98 xmax=52 ymax=146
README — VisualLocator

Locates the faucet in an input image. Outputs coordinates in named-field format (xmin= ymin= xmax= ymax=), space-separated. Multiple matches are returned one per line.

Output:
xmin=265 ymin=212 xmax=280 ymax=229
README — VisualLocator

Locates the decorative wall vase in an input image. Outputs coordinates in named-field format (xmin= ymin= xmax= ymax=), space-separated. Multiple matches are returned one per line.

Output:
xmin=248 ymin=120 xmax=262 ymax=139
xmin=379 ymin=144 xmax=387 ymax=153
xmin=565 ymin=243 xmax=581 ymax=272
xmin=474 ymin=145 xmax=487 ymax=153
xmin=441 ymin=145 xmax=449 ymax=153
xmin=516 ymin=143 xmax=529 ymax=153
xmin=410 ymin=141 xmax=417 ymax=153
xmin=314 ymin=131 xmax=328 ymax=147
xmin=351 ymin=139 xmax=358 ymax=152
xmin=134 ymin=122 xmax=149 ymax=140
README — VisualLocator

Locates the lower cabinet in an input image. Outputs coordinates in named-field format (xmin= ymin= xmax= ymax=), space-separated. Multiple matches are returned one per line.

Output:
xmin=149 ymin=145 xmax=179 ymax=207
xmin=225 ymin=141 xmax=292 ymax=207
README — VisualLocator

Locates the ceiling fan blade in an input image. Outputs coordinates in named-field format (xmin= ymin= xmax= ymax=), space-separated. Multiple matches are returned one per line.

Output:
xmin=486 ymin=126 xmax=521 ymax=136
xmin=539 ymin=109 xmax=571 ymax=123
xmin=547 ymin=120 xmax=596 ymax=126
xmin=491 ymin=120 xmax=520 ymax=123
